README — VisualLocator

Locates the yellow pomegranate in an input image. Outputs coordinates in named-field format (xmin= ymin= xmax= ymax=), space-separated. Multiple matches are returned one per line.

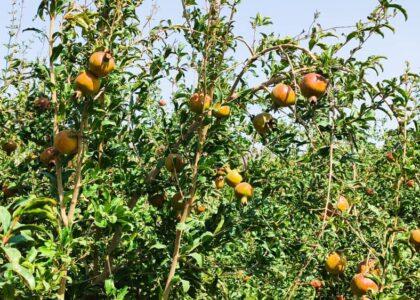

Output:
xmin=54 ymin=130 xmax=78 ymax=155
xmin=213 ymin=103 xmax=231 ymax=118
xmin=300 ymin=73 xmax=328 ymax=103
xmin=225 ymin=169 xmax=243 ymax=187
xmin=234 ymin=182 xmax=253 ymax=205
xmin=88 ymin=51 xmax=115 ymax=77
xmin=351 ymin=273 xmax=379 ymax=296
xmin=189 ymin=93 xmax=212 ymax=113
xmin=75 ymin=71 xmax=100 ymax=95
xmin=165 ymin=153 xmax=184 ymax=173
xmin=271 ymin=83 xmax=296 ymax=107
xmin=325 ymin=252 xmax=346 ymax=274
xmin=409 ymin=229 xmax=420 ymax=249
xmin=215 ymin=176 xmax=225 ymax=189
xmin=336 ymin=195 xmax=349 ymax=213
xmin=252 ymin=113 xmax=274 ymax=135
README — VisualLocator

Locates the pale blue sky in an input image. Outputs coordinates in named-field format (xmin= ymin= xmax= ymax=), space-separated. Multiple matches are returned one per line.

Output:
xmin=1 ymin=0 xmax=419 ymax=79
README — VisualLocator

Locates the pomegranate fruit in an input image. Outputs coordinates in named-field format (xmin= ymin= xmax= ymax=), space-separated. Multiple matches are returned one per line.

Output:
xmin=310 ymin=279 xmax=323 ymax=290
xmin=234 ymin=182 xmax=253 ymax=205
xmin=88 ymin=51 xmax=115 ymax=77
xmin=225 ymin=169 xmax=243 ymax=187
xmin=75 ymin=71 xmax=100 ymax=95
xmin=252 ymin=113 xmax=274 ymax=135
xmin=54 ymin=130 xmax=78 ymax=155
xmin=325 ymin=252 xmax=346 ymax=274
xmin=215 ymin=176 xmax=225 ymax=189
xmin=336 ymin=195 xmax=349 ymax=213
xmin=351 ymin=273 xmax=379 ymax=296
xmin=409 ymin=229 xmax=420 ymax=249
xmin=385 ymin=151 xmax=395 ymax=162
xmin=406 ymin=179 xmax=415 ymax=188
xmin=159 ymin=99 xmax=167 ymax=106
xmin=189 ymin=93 xmax=212 ymax=113
xmin=271 ymin=83 xmax=296 ymax=107
xmin=2 ymin=141 xmax=17 ymax=155
xmin=40 ymin=147 xmax=59 ymax=166
xmin=300 ymin=73 xmax=328 ymax=103
xmin=213 ymin=103 xmax=231 ymax=118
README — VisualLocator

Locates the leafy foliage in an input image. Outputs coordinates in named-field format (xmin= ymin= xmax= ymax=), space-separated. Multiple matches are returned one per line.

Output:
xmin=0 ymin=0 xmax=418 ymax=299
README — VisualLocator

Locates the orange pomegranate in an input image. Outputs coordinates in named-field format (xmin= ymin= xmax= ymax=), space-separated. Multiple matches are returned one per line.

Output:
xmin=406 ymin=179 xmax=415 ymax=188
xmin=325 ymin=252 xmax=346 ymax=274
xmin=300 ymin=73 xmax=328 ymax=103
xmin=385 ymin=151 xmax=395 ymax=162
xmin=88 ymin=51 xmax=115 ymax=77
xmin=271 ymin=83 xmax=296 ymax=107
xmin=75 ymin=71 xmax=100 ymax=95
xmin=310 ymin=279 xmax=323 ymax=290
xmin=159 ymin=99 xmax=167 ymax=106
xmin=336 ymin=195 xmax=350 ymax=213
xmin=213 ymin=103 xmax=231 ymax=118
xmin=351 ymin=273 xmax=379 ymax=296
xmin=197 ymin=205 xmax=206 ymax=213
xmin=189 ymin=93 xmax=212 ymax=113
xmin=409 ymin=229 xmax=420 ymax=249
xmin=40 ymin=147 xmax=59 ymax=165
xmin=54 ymin=130 xmax=78 ymax=155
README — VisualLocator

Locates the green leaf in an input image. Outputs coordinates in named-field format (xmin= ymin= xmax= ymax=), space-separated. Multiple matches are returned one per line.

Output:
xmin=387 ymin=4 xmax=408 ymax=20
xmin=1 ymin=246 xmax=21 ymax=264
xmin=188 ymin=252 xmax=203 ymax=267
xmin=0 ymin=206 xmax=11 ymax=233
xmin=10 ymin=263 xmax=36 ymax=290
xmin=181 ymin=279 xmax=190 ymax=292
xmin=105 ymin=278 xmax=116 ymax=295
xmin=150 ymin=242 xmax=166 ymax=250
xmin=214 ymin=216 xmax=224 ymax=235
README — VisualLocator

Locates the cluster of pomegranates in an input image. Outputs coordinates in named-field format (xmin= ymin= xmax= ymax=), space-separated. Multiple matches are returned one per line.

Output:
xmin=324 ymin=252 xmax=379 ymax=297
xmin=215 ymin=167 xmax=253 ymax=205
xmin=37 ymin=51 xmax=115 ymax=166
xmin=75 ymin=50 xmax=115 ymax=96
xmin=252 ymin=73 xmax=328 ymax=135
xmin=187 ymin=92 xmax=231 ymax=118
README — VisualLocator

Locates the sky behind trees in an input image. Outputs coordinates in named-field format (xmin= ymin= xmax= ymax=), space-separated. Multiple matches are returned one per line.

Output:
xmin=1 ymin=1 xmax=418 ymax=80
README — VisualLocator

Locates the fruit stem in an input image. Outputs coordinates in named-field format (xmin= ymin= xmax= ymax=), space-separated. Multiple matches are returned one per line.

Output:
xmin=103 ymin=52 xmax=112 ymax=62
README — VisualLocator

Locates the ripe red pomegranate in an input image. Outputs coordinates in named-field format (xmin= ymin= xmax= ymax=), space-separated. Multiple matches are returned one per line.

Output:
xmin=159 ymin=99 xmax=167 ymax=106
xmin=300 ymin=73 xmax=328 ymax=104
xmin=385 ymin=152 xmax=395 ymax=162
